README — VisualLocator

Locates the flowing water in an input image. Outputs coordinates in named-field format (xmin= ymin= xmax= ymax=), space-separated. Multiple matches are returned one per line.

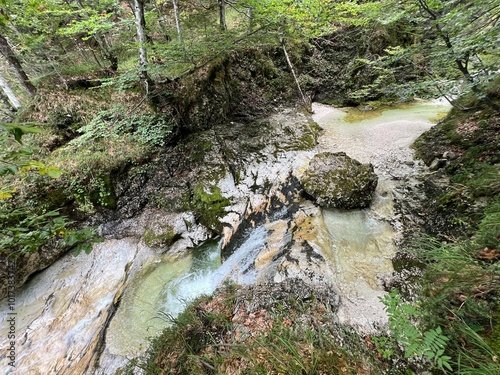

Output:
xmin=312 ymin=100 xmax=450 ymax=330
xmin=89 ymin=226 xmax=268 ymax=374
xmin=0 ymin=100 xmax=450 ymax=373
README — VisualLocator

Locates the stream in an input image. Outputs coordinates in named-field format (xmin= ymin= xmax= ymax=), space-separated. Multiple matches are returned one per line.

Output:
xmin=0 ymin=100 xmax=450 ymax=374
xmin=312 ymin=100 xmax=449 ymax=329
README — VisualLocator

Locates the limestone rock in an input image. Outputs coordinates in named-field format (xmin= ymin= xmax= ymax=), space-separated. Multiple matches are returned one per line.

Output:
xmin=301 ymin=152 xmax=378 ymax=209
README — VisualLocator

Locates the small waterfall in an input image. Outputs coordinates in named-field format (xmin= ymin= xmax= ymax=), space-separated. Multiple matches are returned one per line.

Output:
xmin=215 ymin=225 xmax=268 ymax=286
xmin=159 ymin=225 xmax=267 ymax=319
xmin=97 ymin=226 xmax=268 ymax=373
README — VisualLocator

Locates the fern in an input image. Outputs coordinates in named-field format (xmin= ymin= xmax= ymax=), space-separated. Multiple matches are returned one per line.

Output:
xmin=380 ymin=291 xmax=452 ymax=372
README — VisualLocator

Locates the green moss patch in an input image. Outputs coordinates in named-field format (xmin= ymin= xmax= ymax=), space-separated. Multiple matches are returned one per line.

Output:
xmin=143 ymin=225 xmax=180 ymax=249
xmin=189 ymin=184 xmax=230 ymax=232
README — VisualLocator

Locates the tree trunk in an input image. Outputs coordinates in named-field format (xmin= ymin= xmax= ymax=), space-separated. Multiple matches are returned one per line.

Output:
xmin=0 ymin=34 xmax=36 ymax=97
xmin=282 ymin=41 xmax=310 ymax=111
xmin=172 ymin=0 xmax=183 ymax=44
xmin=132 ymin=0 xmax=152 ymax=92
xmin=0 ymin=73 xmax=21 ymax=110
xmin=219 ymin=0 xmax=227 ymax=31
xmin=248 ymin=7 xmax=254 ymax=32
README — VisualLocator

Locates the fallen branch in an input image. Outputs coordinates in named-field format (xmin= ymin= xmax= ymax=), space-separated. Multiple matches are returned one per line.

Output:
xmin=282 ymin=39 xmax=311 ymax=112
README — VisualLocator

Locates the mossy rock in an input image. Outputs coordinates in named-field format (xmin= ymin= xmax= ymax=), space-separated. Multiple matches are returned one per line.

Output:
xmin=143 ymin=225 xmax=180 ymax=248
xmin=190 ymin=184 xmax=230 ymax=232
xmin=88 ymin=174 xmax=117 ymax=209
xmin=301 ymin=152 xmax=378 ymax=209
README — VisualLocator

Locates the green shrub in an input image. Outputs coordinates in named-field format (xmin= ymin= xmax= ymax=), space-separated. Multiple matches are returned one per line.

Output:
xmin=70 ymin=105 xmax=175 ymax=148
xmin=0 ymin=204 xmax=99 ymax=256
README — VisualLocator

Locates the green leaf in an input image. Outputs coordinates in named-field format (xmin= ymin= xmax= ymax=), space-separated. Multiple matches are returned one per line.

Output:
xmin=44 ymin=166 xmax=65 ymax=179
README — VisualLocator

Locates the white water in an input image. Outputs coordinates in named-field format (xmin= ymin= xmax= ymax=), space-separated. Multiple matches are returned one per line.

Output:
xmin=97 ymin=226 xmax=268 ymax=373
xmin=0 ymin=100 xmax=451 ymax=373
xmin=155 ymin=225 xmax=268 ymax=321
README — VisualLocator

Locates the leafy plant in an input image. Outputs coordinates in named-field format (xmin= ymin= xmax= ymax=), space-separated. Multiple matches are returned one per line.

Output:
xmin=0 ymin=122 xmax=64 ymax=181
xmin=380 ymin=291 xmax=452 ymax=372
xmin=1 ymin=121 xmax=99 ymax=256
xmin=69 ymin=106 xmax=175 ymax=148
xmin=0 ymin=206 xmax=99 ymax=256
xmin=476 ymin=199 xmax=500 ymax=249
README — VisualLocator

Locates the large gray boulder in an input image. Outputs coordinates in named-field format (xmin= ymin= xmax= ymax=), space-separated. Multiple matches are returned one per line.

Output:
xmin=301 ymin=152 xmax=378 ymax=209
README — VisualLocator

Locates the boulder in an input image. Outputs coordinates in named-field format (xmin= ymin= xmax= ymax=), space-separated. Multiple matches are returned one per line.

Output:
xmin=301 ymin=152 xmax=378 ymax=209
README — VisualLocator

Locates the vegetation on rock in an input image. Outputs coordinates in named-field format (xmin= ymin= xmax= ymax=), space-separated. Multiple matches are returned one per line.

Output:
xmin=0 ymin=0 xmax=498 ymax=373
xmin=301 ymin=152 xmax=378 ymax=209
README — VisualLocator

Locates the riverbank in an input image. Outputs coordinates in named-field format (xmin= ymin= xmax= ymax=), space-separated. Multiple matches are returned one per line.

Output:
xmin=120 ymin=100 xmax=452 ymax=375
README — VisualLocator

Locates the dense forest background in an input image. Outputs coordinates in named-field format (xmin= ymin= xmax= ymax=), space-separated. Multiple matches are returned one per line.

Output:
xmin=0 ymin=1 xmax=499 ymax=374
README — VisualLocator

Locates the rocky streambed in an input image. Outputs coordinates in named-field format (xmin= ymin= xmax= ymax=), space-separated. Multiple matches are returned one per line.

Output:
xmin=0 ymin=101 xmax=449 ymax=374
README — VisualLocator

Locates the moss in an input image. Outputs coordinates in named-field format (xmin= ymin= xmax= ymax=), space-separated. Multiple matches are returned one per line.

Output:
xmin=190 ymin=184 xmax=230 ymax=232
xmin=142 ymin=225 xmax=180 ymax=248
xmin=302 ymin=153 xmax=377 ymax=209
xmin=189 ymin=138 xmax=214 ymax=163
xmin=297 ymin=123 xmax=319 ymax=149
xmin=280 ymin=118 xmax=321 ymax=151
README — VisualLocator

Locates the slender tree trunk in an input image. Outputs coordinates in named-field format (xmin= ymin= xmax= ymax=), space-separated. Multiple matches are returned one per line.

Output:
xmin=417 ymin=0 xmax=471 ymax=78
xmin=89 ymin=47 xmax=105 ymax=69
xmin=172 ymin=0 xmax=183 ymax=44
xmin=219 ymin=0 xmax=227 ymax=31
xmin=129 ymin=0 xmax=151 ymax=43
xmin=73 ymin=38 xmax=96 ymax=65
xmin=248 ymin=7 xmax=254 ymax=32
xmin=0 ymin=74 xmax=21 ymax=110
xmin=282 ymin=40 xmax=309 ymax=111
xmin=154 ymin=2 xmax=171 ymax=40
xmin=74 ymin=0 xmax=118 ymax=71
xmin=133 ymin=0 xmax=152 ymax=93
xmin=0 ymin=34 xmax=36 ymax=97
xmin=44 ymin=53 xmax=68 ymax=90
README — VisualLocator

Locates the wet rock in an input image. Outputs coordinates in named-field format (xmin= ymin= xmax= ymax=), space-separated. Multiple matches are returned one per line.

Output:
xmin=429 ymin=158 xmax=447 ymax=171
xmin=98 ymin=210 xmax=210 ymax=254
xmin=300 ymin=152 xmax=378 ymax=209
xmin=0 ymin=238 xmax=142 ymax=375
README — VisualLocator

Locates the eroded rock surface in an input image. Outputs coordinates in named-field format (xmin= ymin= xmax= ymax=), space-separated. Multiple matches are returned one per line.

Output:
xmin=0 ymin=108 xmax=325 ymax=375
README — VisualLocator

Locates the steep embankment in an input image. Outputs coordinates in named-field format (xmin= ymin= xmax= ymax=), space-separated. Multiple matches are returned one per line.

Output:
xmin=396 ymin=92 xmax=500 ymax=372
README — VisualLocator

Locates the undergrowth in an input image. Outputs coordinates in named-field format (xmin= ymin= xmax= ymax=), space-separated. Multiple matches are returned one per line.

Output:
xmin=124 ymin=283 xmax=385 ymax=375
xmin=384 ymin=91 xmax=500 ymax=374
